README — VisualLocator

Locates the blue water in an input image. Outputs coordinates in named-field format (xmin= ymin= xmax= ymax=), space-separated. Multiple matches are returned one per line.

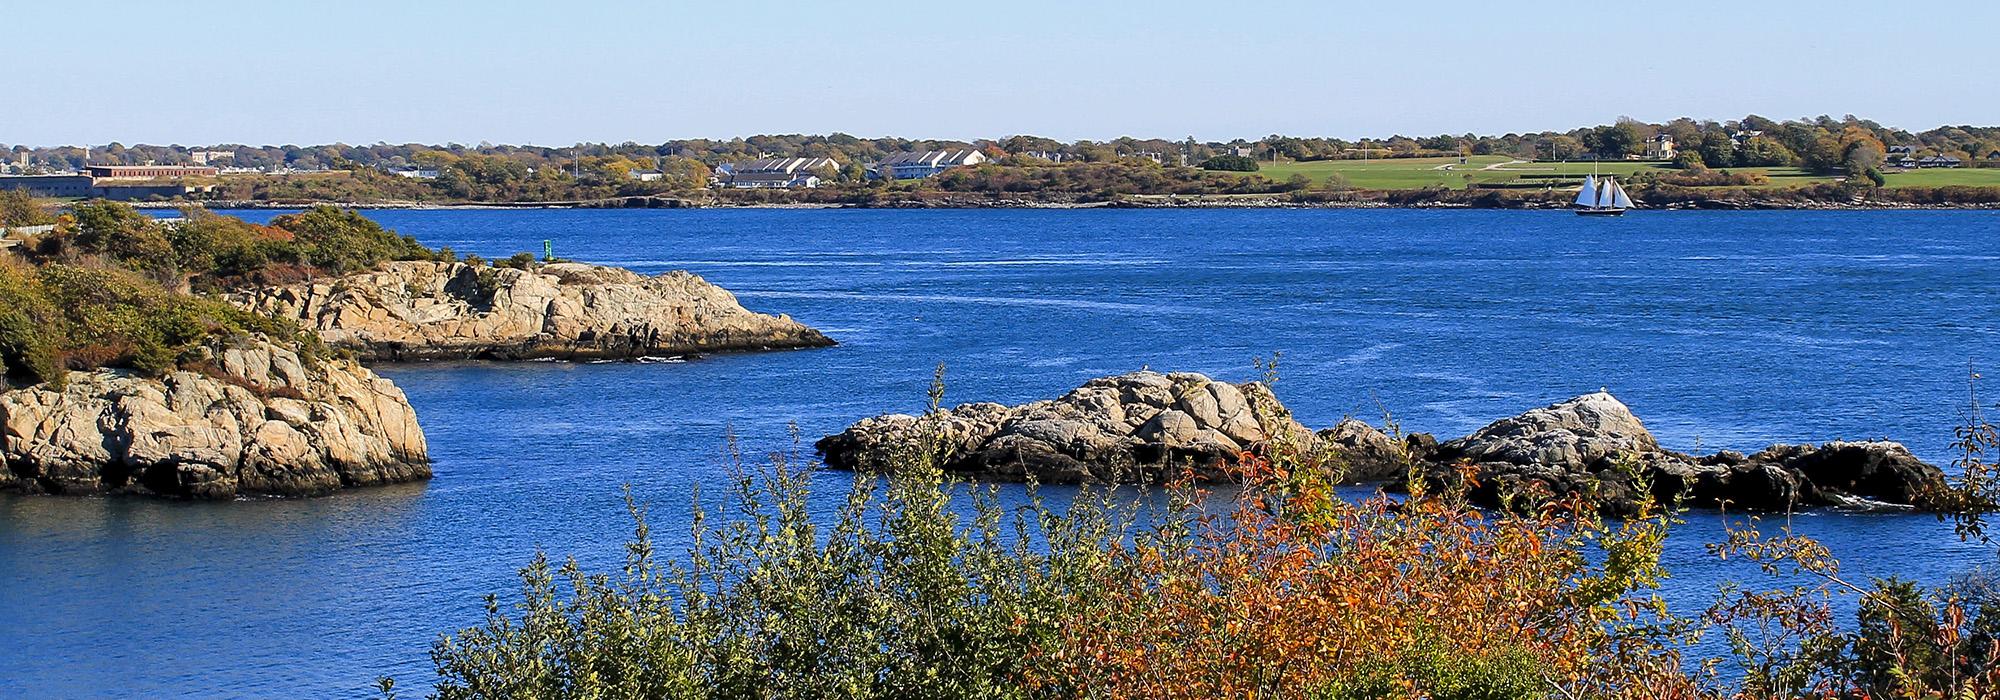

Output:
xmin=4 ymin=208 xmax=1998 ymax=697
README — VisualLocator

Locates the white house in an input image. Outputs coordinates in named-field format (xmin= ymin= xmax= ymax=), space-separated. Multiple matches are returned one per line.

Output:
xmin=871 ymin=150 xmax=987 ymax=180
xmin=1645 ymin=134 xmax=1676 ymax=160
xmin=722 ymin=157 xmax=839 ymax=188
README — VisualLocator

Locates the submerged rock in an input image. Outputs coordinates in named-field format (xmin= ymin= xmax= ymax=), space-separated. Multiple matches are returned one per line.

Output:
xmin=1 ymin=337 xmax=429 ymax=499
xmin=817 ymin=370 xmax=1315 ymax=483
xmin=230 ymin=261 xmax=834 ymax=361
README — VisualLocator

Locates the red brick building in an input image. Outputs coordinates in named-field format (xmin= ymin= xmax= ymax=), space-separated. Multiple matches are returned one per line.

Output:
xmin=85 ymin=164 xmax=219 ymax=179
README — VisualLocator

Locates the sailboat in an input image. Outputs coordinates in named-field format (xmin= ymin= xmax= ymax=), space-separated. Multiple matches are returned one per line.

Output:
xmin=1573 ymin=172 xmax=1633 ymax=216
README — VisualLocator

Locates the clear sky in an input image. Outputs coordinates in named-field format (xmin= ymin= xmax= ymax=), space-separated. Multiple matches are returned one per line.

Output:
xmin=9 ymin=0 xmax=1996 ymax=147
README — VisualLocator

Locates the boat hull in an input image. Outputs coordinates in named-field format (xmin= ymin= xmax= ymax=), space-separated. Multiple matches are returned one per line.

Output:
xmin=1574 ymin=208 xmax=1627 ymax=216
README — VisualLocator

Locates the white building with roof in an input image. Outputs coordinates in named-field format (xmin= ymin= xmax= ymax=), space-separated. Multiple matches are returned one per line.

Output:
xmin=722 ymin=157 xmax=839 ymax=188
xmin=871 ymin=150 xmax=987 ymax=180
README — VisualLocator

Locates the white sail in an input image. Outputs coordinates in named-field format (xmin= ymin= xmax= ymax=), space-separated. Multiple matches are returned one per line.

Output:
xmin=1608 ymin=178 xmax=1634 ymax=209
xmin=1574 ymin=175 xmax=1599 ymax=207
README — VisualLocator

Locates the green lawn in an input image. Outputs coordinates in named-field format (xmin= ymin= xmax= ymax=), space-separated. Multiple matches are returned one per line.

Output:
xmin=1881 ymin=167 xmax=2000 ymax=188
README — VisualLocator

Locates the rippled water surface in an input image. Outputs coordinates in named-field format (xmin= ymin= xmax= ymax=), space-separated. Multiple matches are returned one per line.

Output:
xmin=4 ymin=208 xmax=1998 ymax=697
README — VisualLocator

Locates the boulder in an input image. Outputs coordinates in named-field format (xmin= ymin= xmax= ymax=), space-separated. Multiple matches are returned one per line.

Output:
xmin=817 ymin=370 xmax=1315 ymax=483
xmin=1436 ymin=391 xmax=1659 ymax=469
xmin=0 ymin=337 xmax=429 ymax=499
xmin=1425 ymin=393 xmax=1947 ymax=513
xmin=230 ymin=261 xmax=834 ymax=361
xmin=1317 ymin=418 xmax=1411 ymax=482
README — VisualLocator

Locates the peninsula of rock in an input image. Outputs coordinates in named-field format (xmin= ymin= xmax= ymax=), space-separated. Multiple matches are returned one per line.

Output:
xmin=230 ymin=261 xmax=834 ymax=361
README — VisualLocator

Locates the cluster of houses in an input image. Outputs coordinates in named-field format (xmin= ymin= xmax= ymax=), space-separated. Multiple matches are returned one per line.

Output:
xmin=715 ymin=150 xmax=989 ymax=189
xmin=1882 ymin=145 xmax=1967 ymax=169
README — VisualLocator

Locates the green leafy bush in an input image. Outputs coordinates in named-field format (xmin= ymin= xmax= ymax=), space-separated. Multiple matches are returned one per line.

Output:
xmin=36 ymin=202 xmax=442 ymax=289
xmin=0 ymin=259 xmax=319 ymax=388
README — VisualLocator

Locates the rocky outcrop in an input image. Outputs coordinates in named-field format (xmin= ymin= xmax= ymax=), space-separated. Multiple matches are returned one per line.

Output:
xmin=1429 ymin=393 xmax=1948 ymax=513
xmin=822 ymin=373 xmax=1948 ymax=513
xmin=1 ymin=337 xmax=429 ymax=499
xmin=817 ymin=371 xmax=1321 ymax=483
xmin=1318 ymin=418 xmax=1418 ymax=482
xmin=230 ymin=261 xmax=834 ymax=361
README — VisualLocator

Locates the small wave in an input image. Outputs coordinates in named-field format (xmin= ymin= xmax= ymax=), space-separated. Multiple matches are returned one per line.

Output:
xmin=1334 ymin=342 xmax=1401 ymax=366
xmin=908 ymin=259 xmax=1167 ymax=267
xmin=604 ymin=260 xmax=884 ymax=268
xmin=586 ymin=355 xmax=688 ymax=364
xmin=739 ymin=290 xmax=1194 ymax=315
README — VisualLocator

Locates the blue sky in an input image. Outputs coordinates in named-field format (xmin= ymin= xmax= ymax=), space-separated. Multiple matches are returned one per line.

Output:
xmin=9 ymin=0 xmax=1995 ymax=146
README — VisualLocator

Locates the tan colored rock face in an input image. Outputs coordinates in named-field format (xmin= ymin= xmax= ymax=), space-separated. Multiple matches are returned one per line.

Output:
xmin=230 ymin=261 xmax=834 ymax=361
xmin=816 ymin=370 xmax=1317 ymax=483
xmin=1440 ymin=391 xmax=1661 ymax=468
xmin=0 ymin=338 xmax=429 ymax=499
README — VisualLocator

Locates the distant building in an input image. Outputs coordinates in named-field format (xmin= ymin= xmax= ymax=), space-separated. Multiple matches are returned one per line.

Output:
xmin=1730 ymin=130 xmax=1763 ymax=146
xmin=0 ymin=175 xmax=95 ymax=198
xmin=723 ymin=157 xmax=839 ymax=188
xmin=1885 ymin=154 xmax=1918 ymax=169
xmin=1917 ymin=155 xmax=1963 ymax=169
xmin=0 ymin=174 xmax=214 ymax=200
xmin=1131 ymin=151 xmax=1165 ymax=164
xmin=1886 ymin=145 xmax=1916 ymax=156
xmin=388 ymin=167 xmax=440 ymax=179
xmin=629 ymin=170 xmax=665 ymax=182
xmin=871 ymin=150 xmax=987 ymax=180
xmin=1644 ymin=134 xmax=1676 ymax=160
xmin=1988 ymin=150 xmax=2000 ymax=160
xmin=189 ymin=150 xmax=235 ymax=166
xmin=1228 ymin=146 xmax=1255 ymax=158
xmin=1022 ymin=150 xmax=1066 ymax=162
xmin=86 ymin=164 xmax=219 ymax=179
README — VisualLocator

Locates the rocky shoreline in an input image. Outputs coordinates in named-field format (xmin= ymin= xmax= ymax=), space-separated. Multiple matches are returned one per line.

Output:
xmin=1 ymin=337 xmax=429 ymax=499
xmin=230 ymin=261 xmax=834 ymax=362
xmin=817 ymin=371 xmax=1949 ymax=513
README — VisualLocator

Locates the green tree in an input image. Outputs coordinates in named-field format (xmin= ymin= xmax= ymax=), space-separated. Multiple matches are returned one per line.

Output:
xmin=1198 ymin=155 xmax=1260 ymax=172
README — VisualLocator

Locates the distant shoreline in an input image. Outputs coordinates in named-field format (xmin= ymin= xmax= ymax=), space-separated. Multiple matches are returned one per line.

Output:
xmin=132 ymin=197 xmax=2000 ymax=212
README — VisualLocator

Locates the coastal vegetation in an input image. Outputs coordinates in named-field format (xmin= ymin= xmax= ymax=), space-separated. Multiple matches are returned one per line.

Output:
xmin=407 ymin=371 xmax=2000 ymax=699
xmin=0 ymin=201 xmax=447 ymax=388
xmin=9 ymin=114 xmax=1999 ymax=208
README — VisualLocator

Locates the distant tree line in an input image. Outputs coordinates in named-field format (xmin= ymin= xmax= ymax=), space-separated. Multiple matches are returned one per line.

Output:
xmin=5 ymin=115 xmax=1997 ymax=205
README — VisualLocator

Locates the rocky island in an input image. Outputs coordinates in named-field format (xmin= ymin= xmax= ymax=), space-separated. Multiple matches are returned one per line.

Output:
xmin=2 ymin=337 xmax=428 ymax=499
xmin=231 ymin=261 xmax=834 ymax=361
xmin=818 ymin=370 xmax=1948 ymax=513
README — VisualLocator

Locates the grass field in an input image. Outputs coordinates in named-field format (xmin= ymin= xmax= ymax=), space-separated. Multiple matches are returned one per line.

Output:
xmin=1881 ymin=167 xmax=2000 ymax=188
